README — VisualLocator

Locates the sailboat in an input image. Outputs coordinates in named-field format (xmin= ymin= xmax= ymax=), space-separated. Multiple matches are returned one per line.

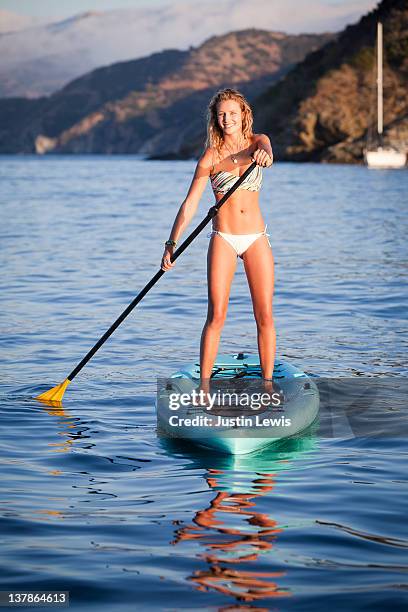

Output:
xmin=364 ymin=22 xmax=406 ymax=169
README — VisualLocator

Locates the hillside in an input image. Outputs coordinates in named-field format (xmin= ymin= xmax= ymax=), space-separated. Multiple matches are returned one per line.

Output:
xmin=253 ymin=0 xmax=408 ymax=162
xmin=0 ymin=30 xmax=333 ymax=154
xmin=0 ymin=1 xmax=374 ymax=98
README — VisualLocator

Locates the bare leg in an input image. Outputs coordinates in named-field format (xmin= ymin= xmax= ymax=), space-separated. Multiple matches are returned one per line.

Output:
xmin=242 ymin=236 xmax=276 ymax=381
xmin=200 ymin=235 xmax=237 ymax=391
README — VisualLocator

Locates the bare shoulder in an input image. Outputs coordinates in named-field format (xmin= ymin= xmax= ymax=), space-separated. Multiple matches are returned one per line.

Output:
xmin=190 ymin=148 xmax=214 ymax=181
xmin=253 ymin=133 xmax=272 ymax=146
xmin=195 ymin=147 xmax=216 ymax=176
xmin=198 ymin=147 xmax=214 ymax=167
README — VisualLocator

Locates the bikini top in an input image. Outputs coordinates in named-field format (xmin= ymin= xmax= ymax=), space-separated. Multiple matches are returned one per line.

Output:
xmin=210 ymin=164 xmax=263 ymax=196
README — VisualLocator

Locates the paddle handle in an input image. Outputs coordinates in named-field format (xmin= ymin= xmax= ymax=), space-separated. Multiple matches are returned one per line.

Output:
xmin=68 ymin=162 xmax=257 ymax=381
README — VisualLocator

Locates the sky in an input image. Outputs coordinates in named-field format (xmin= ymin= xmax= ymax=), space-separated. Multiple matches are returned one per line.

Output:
xmin=1 ymin=0 xmax=377 ymax=19
xmin=5 ymin=0 xmax=174 ymax=17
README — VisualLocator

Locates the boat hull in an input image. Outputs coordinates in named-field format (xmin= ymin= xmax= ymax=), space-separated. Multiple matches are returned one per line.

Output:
xmin=365 ymin=148 xmax=406 ymax=169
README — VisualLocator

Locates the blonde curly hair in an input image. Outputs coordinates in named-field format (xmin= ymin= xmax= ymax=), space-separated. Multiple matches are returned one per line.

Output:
xmin=205 ymin=88 xmax=254 ymax=155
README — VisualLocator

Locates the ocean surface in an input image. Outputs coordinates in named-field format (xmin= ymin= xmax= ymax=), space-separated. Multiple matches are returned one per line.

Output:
xmin=0 ymin=156 xmax=407 ymax=611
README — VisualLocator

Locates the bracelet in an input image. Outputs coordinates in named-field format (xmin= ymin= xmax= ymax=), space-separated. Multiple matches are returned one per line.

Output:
xmin=165 ymin=239 xmax=177 ymax=247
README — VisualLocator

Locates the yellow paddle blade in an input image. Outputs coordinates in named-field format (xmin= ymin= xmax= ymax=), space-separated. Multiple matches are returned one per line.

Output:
xmin=36 ymin=378 xmax=71 ymax=404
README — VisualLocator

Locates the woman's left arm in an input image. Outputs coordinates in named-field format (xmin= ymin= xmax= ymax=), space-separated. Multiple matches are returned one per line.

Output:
xmin=253 ymin=133 xmax=273 ymax=167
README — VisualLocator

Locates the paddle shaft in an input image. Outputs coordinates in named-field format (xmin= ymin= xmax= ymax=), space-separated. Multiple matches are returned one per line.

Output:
xmin=67 ymin=162 xmax=257 ymax=381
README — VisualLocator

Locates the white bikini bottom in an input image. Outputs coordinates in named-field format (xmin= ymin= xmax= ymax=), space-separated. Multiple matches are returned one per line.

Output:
xmin=208 ymin=225 xmax=270 ymax=258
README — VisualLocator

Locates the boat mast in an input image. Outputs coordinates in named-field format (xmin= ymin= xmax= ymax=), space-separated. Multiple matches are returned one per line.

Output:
xmin=377 ymin=22 xmax=383 ymax=141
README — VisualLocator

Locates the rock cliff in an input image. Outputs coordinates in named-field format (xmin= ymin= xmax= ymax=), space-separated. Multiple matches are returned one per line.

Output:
xmin=254 ymin=0 xmax=408 ymax=162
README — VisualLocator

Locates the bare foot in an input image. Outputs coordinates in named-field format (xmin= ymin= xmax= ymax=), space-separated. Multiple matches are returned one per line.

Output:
xmin=193 ymin=380 xmax=211 ymax=407
xmin=263 ymin=378 xmax=284 ymax=408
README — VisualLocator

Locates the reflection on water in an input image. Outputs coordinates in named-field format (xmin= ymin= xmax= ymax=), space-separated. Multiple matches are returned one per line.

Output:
xmin=39 ymin=402 xmax=81 ymax=454
xmin=163 ymin=435 xmax=317 ymax=604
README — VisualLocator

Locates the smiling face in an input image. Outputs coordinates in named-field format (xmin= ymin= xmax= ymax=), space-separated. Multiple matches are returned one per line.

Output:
xmin=216 ymin=99 xmax=243 ymax=139
xmin=206 ymin=88 xmax=254 ymax=152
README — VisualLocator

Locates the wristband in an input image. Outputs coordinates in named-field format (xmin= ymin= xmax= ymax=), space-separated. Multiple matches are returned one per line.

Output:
xmin=165 ymin=239 xmax=177 ymax=248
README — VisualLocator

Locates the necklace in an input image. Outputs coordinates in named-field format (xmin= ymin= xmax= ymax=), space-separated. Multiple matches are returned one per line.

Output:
xmin=224 ymin=136 xmax=244 ymax=164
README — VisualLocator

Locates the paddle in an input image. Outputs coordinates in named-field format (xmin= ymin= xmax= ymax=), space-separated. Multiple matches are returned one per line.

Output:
xmin=36 ymin=161 xmax=257 ymax=404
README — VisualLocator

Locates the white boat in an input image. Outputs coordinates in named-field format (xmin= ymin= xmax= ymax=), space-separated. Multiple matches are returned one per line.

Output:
xmin=364 ymin=23 xmax=406 ymax=169
xmin=365 ymin=147 xmax=406 ymax=169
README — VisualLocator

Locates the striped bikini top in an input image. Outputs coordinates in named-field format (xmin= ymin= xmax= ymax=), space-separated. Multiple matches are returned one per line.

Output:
xmin=210 ymin=164 xmax=263 ymax=196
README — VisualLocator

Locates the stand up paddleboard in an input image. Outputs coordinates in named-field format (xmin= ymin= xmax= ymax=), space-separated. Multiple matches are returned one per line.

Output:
xmin=157 ymin=353 xmax=319 ymax=455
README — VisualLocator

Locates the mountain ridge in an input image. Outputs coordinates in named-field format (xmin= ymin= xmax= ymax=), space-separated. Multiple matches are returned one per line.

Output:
xmin=0 ymin=0 xmax=376 ymax=98
xmin=3 ymin=0 xmax=406 ymax=163
xmin=0 ymin=29 xmax=333 ymax=155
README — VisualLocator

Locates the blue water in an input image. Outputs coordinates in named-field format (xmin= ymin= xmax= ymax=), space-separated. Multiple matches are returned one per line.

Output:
xmin=0 ymin=157 xmax=407 ymax=611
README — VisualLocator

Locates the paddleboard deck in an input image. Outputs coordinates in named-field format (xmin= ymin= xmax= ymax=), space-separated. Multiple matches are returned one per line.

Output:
xmin=157 ymin=353 xmax=319 ymax=455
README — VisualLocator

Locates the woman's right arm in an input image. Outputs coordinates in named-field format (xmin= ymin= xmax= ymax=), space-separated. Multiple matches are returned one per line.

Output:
xmin=161 ymin=149 xmax=213 ymax=271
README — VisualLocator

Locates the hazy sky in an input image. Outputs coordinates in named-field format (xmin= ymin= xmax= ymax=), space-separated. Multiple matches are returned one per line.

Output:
xmin=6 ymin=0 xmax=180 ymax=17
xmin=2 ymin=0 xmax=377 ymax=19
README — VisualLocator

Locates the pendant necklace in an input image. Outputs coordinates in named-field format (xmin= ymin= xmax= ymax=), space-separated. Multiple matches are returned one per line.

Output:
xmin=224 ymin=136 xmax=244 ymax=164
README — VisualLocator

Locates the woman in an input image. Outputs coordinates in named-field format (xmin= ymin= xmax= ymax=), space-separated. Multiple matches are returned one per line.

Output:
xmin=161 ymin=88 xmax=275 ymax=395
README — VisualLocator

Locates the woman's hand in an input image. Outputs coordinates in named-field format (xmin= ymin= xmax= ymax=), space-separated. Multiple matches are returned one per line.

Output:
xmin=252 ymin=147 xmax=273 ymax=168
xmin=161 ymin=246 xmax=175 ymax=271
